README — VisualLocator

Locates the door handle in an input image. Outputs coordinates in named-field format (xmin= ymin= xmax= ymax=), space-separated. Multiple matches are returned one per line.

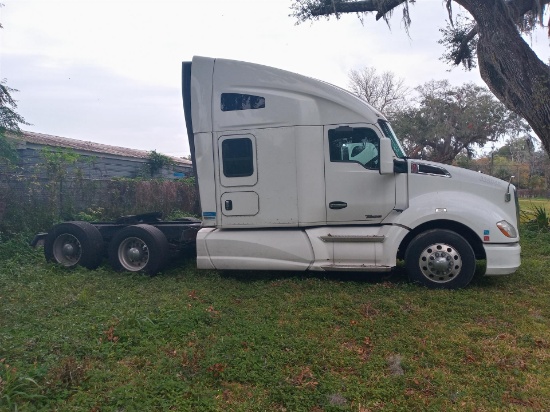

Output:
xmin=225 ymin=200 xmax=233 ymax=211
xmin=329 ymin=201 xmax=347 ymax=210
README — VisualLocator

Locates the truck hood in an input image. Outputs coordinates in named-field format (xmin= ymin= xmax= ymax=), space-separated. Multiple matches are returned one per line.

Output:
xmin=409 ymin=159 xmax=513 ymax=193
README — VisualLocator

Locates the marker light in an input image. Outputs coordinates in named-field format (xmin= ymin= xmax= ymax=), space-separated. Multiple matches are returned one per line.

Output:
xmin=496 ymin=220 xmax=517 ymax=238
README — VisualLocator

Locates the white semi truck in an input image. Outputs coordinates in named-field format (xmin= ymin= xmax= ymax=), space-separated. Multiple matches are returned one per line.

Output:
xmin=35 ymin=57 xmax=521 ymax=289
xmin=182 ymin=56 xmax=520 ymax=289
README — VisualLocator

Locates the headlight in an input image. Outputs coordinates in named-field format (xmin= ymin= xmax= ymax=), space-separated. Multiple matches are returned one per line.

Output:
xmin=497 ymin=220 xmax=517 ymax=238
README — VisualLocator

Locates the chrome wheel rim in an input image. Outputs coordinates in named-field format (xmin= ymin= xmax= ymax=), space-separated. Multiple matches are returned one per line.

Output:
xmin=118 ymin=237 xmax=149 ymax=271
xmin=418 ymin=243 xmax=462 ymax=283
xmin=52 ymin=234 xmax=82 ymax=266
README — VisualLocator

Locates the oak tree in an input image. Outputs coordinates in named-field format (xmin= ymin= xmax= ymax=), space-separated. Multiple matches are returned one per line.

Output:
xmin=390 ymin=80 xmax=529 ymax=163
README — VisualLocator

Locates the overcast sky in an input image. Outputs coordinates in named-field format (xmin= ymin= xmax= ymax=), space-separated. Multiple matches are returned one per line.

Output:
xmin=1 ymin=0 xmax=548 ymax=157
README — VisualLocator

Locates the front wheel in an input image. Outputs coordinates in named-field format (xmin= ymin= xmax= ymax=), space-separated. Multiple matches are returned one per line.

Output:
xmin=405 ymin=229 xmax=476 ymax=289
xmin=108 ymin=224 xmax=169 ymax=275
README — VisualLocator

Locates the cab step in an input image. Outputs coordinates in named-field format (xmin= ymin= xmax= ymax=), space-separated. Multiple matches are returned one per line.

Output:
xmin=321 ymin=265 xmax=392 ymax=272
xmin=320 ymin=235 xmax=385 ymax=243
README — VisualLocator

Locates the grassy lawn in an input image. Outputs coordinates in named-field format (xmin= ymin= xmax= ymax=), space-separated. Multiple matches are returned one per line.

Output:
xmin=1 ymin=224 xmax=549 ymax=411
xmin=519 ymin=198 xmax=550 ymax=210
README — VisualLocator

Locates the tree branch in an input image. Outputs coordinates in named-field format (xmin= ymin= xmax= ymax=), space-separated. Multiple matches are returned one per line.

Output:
xmin=295 ymin=0 xmax=408 ymax=20
xmin=450 ymin=0 xmax=549 ymax=66
xmin=507 ymin=0 xmax=550 ymax=19
xmin=453 ymin=25 xmax=478 ymax=65
xmin=296 ymin=0 xmax=549 ymax=31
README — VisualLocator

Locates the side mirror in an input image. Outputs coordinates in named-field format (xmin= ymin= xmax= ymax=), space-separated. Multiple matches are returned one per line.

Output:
xmin=379 ymin=138 xmax=394 ymax=175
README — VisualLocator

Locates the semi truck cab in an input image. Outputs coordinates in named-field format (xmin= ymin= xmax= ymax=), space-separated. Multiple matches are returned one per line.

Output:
xmin=181 ymin=56 xmax=521 ymax=289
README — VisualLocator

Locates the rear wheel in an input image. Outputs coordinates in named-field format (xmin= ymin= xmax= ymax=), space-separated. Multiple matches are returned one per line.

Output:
xmin=405 ymin=229 xmax=476 ymax=289
xmin=108 ymin=224 xmax=169 ymax=275
xmin=44 ymin=222 xmax=104 ymax=269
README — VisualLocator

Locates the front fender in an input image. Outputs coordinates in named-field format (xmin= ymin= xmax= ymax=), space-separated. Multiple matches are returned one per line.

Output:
xmin=387 ymin=191 xmax=518 ymax=244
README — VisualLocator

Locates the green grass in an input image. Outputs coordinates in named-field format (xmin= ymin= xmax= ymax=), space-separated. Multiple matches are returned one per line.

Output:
xmin=1 ymin=227 xmax=549 ymax=411
xmin=519 ymin=198 xmax=550 ymax=210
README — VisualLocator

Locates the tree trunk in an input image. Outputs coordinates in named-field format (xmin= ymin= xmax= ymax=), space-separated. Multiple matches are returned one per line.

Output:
xmin=455 ymin=0 xmax=550 ymax=154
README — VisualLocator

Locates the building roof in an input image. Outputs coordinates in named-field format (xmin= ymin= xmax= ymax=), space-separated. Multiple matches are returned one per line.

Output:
xmin=9 ymin=130 xmax=192 ymax=166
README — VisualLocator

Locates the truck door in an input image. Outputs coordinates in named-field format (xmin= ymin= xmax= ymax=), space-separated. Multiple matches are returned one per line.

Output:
xmin=325 ymin=125 xmax=396 ymax=224
xmin=217 ymin=133 xmax=259 ymax=224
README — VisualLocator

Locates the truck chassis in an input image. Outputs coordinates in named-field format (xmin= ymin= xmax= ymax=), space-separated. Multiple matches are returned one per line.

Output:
xmin=31 ymin=212 xmax=201 ymax=275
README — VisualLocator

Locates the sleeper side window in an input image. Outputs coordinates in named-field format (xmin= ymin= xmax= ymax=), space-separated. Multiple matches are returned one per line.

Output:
xmin=221 ymin=93 xmax=265 ymax=112
xmin=222 ymin=138 xmax=254 ymax=177
xmin=218 ymin=134 xmax=258 ymax=188
xmin=328 ymin=127 xmax=380 ymax=170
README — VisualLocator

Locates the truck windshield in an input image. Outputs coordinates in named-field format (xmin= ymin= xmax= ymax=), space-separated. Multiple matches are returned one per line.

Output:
xmin=378 ymin=120 xmax=406 ymax=159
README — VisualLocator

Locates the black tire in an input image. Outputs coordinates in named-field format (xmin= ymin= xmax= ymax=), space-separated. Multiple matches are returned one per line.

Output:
xmin=44 ymin=222 xmax=104 ymax=269
xmin=108 ymin=224 xmax=169 ymax=275
xmin=405 ymin=229 xmax=476 ymax=289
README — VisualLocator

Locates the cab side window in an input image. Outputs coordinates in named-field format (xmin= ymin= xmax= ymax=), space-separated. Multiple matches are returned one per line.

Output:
xmin=328 ymin=127 xmax=380 ymax=170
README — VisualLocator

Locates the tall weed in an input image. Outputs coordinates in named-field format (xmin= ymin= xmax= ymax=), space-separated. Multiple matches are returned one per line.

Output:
xmin=0 ymin=360 xmax=44 ymax=411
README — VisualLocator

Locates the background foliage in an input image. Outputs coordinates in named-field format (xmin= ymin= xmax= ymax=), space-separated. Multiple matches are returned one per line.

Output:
xmin=392 ymin=80 xmax=527 ymax=163
xmin=0 ymin=147 xmax=197 ymax=237
xmin=0 ymin=80 xmax=28 ymax=165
